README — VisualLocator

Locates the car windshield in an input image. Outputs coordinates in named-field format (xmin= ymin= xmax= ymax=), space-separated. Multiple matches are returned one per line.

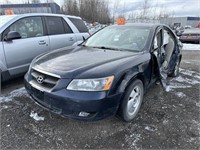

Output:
xmin=0 ymin=15 xmax=16 ymax=28
xmin=84 ymin=25 xmax=150 ymax=52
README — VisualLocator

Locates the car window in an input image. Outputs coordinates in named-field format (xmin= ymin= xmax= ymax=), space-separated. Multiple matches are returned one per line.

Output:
xmin=46 ymin=16 xmax=68 ymax=35
xmin=62 ymin=19 xmax=73 ymax=34
xmin=5 ymin=17 xmax=44 ymax=39
xmin=68 ymin=18 xmax=88 ymax=33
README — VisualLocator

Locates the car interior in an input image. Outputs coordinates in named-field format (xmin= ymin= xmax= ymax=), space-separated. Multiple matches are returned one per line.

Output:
xmin=8 ymin=17 xmax=44 ymax=39
xmin=154 ymin=29 xmax=175 ymax=70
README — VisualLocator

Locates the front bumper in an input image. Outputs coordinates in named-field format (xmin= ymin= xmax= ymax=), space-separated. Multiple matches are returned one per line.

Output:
xmin=25 ymin=75 xmax=123 ymax=121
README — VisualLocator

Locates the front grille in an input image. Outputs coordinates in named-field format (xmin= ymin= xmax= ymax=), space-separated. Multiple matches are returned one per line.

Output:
xmin=31 ymin=68 xmax=60 ymax=91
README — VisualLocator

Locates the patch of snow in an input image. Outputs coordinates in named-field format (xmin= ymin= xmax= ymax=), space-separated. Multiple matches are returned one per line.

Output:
xmin=192 ymin=120 xmax=200 ymax=132
xmin=184 ymin=61 xmax=191 ymax=64
xmin=163 ymin=119 xmax=169 ymax=125
xmin=30 ymin=111 xmax=44 ymax=121
xmin=175 ymin=92 xmax=186 ymax=98
xmin=166 ymin=84 xmax=192 ymax=92
xmin=188 ymin=137 xmax=196 ymax=142
xmin=2 ymin=105 xmax=8 ymax=109
xmin=145 ymin=126 xmax=157 ymax=132
xmin=165 ymin=86 xmax=171 ymax=92
xmin=173 ymin=76 xmax=200 ymax=85
xmin=179 ymin=68 xmax=200 ymax=77
xmin=196 ymin=102 xmax=200 ymax=107
xmin=185 ymin=77 xmax=199 ymax=84
xmin=166 ymin=68 xmax=200 ymax=92
xmin=0 ymin=105 xmax=9 ymax=111
xmin=0 ymin=87 xmax=28 ymax=103
xmin=183 ymin=44 xmax=200 ymax=51
xmin=194 ymin=75 xmax=200 ymax=80
xmin=125 ymin=133 xmax=141 ymax=150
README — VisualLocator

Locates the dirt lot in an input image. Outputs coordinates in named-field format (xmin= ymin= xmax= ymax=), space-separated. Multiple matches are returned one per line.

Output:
xmin=0 ymin=50 xmax=200 ymax=149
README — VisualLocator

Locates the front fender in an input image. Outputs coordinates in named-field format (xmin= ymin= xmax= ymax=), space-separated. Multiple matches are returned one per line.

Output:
xmin=117 ymin=60 xmax=151 ymax=94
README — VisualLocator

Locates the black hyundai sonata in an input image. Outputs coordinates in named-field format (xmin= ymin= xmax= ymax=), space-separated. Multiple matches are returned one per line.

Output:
xmin=25 ymin=23 xmax=182 ymax=122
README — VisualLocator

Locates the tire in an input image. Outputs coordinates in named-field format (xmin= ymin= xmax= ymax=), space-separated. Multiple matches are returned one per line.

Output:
xmin=169 ymin=59 xmax=180 ymax=77
xmin=118 ymin=79 xmax=144 ymax=122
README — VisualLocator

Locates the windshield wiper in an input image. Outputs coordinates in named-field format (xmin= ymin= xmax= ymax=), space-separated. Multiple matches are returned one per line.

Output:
xmin=91 ymin=46 xmax=122 ymax=51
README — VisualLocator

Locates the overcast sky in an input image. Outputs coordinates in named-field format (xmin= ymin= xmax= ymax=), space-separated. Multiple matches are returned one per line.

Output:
xmin=0 ymin=0 xmax=199 ymax=17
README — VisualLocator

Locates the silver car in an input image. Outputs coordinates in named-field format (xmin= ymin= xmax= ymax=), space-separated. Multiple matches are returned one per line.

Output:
xmin=0 ymin=13 xmax=89 ymax=81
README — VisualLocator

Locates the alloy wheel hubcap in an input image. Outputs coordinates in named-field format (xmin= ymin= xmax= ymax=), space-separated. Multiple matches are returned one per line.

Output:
xmin=127 ymin=86 xmax=141 ymax=116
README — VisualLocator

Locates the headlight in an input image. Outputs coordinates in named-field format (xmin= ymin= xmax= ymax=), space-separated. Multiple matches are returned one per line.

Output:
xmin=67 ymin=76 xmax=114 ymax=91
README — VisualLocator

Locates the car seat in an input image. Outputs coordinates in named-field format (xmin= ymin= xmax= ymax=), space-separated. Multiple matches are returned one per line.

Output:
xmin=162 ymin=38 xmax=175 ymax=69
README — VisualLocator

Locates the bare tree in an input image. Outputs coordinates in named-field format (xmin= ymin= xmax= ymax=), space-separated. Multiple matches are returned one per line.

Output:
xmin=62 ymin=0 xmax=79 ymax=16
xmin=113 ymin=0 xmax=120 ymax=23
xmin=4 ymin=0 xmax=12 ymax=4
xmin=128 ymin=0 xmax=174 ymax=23
xmin=62 ymin=0 xmax=111 ymax=24
xmin=140 ymin=0 xmax=151 ymax=20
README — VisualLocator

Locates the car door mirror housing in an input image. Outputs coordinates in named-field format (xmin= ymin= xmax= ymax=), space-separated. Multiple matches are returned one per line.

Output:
xmin=6 ymin=31 xmax=21 ymax=41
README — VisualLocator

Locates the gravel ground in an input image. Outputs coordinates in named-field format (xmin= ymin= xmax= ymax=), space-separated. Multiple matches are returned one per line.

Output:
xmin=0 ymin=50 xmax=200 ymax=149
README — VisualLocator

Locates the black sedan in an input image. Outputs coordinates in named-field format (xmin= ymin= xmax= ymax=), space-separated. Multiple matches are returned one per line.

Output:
xmin=25 ymin=23 xmax=182 ymax=122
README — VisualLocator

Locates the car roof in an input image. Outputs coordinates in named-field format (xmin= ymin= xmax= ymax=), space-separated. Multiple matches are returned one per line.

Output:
xmin=3 ymin=13 xmax=82 ymax=19
xmin=112 ymin=23 xmax=162 ymax=28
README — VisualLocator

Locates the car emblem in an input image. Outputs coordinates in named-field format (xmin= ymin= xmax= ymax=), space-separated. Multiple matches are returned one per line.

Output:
xmin=37 ymin=76 xmax=44 ymax=84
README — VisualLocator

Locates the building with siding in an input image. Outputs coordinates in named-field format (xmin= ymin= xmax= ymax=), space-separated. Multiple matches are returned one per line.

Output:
xmin=160 ymin=17 xmax=200 ymax=29
xmin=0 ymin=3 xmax=61 ymax=15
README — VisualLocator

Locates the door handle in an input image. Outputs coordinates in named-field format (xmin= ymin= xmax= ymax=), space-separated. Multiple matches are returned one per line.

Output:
xmin=39 ymin=40 xmax=46 ymax=45
xmin=69 ymin=37 xmax=74 ymax=41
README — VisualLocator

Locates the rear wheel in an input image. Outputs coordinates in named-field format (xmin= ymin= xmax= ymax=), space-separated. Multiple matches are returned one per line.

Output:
xmin=118 ymin=79 xmax=144 ymax=122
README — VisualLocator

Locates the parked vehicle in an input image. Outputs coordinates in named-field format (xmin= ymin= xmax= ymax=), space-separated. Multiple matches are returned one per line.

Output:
xmin=0 ymin=13 xmax=89 ymax=81
xmin=179 ymin=28 xmax=200 ymax=43
xmin=25 ymin=23 xmax=182 ymax=122
xmin=174 ymin=26 xmax=184 ymax=36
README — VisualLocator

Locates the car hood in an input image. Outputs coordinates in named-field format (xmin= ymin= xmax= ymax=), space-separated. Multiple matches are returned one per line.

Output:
xmin=34 ymin=46 xmax=141 ymax=78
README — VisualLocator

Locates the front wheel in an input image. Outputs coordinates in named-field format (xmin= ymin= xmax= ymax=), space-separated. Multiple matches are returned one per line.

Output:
xmin=118 ymin=79 xmax=144 ymax=122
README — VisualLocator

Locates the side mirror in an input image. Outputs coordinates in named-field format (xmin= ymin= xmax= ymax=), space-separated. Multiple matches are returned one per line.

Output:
xmin=6 ymin=31 xmax=21 ymax=41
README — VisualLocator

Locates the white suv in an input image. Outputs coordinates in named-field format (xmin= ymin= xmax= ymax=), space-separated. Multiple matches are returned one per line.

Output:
xmin=0 ymin=13 xmax=90 ymax=81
